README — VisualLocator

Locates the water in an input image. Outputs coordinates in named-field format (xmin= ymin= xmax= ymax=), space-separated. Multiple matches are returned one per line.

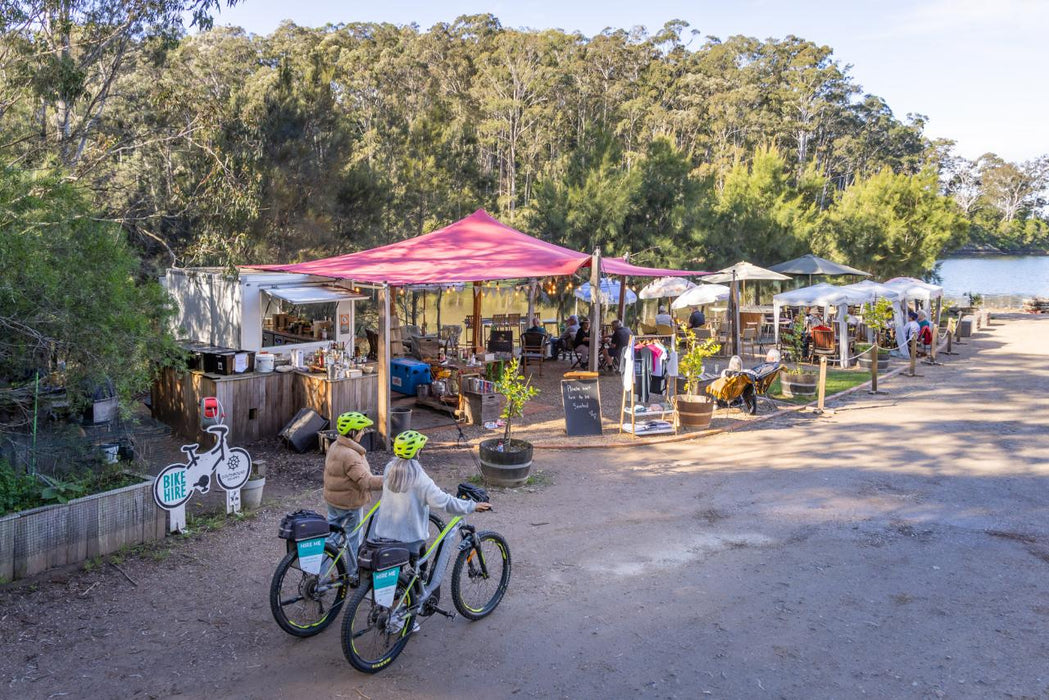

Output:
xmin=936 ymin=256 xmax=1049 ymax=305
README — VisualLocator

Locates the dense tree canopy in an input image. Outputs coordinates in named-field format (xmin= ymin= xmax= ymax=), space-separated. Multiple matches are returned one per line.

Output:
xmin=1 ymin=9 xmax=1046 ymax=277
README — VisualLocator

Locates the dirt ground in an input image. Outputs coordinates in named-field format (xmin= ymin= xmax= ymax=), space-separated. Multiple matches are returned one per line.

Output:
xmin=2 ymin=314 xmax=1048 ymax=699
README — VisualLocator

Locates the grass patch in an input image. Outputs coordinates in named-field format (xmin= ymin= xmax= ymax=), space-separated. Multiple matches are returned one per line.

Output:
xmin=770 ymin=368 xmax=870 ymax=404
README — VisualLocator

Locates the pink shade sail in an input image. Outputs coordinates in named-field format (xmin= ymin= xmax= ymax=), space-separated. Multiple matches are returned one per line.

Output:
xmin=246 ymin=209 xmax=705 ymax=284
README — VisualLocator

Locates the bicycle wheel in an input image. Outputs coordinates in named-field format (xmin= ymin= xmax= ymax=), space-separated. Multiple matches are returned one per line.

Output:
xmin=270 ymin=544 xmax=348 ymax=637
xmin=216 ymin=447 xmax=251 ymax=491
xmin=341 ymin=575 xmax=415 ymax=673
xmin=152 ymin=464 xmax=192 ymax=509
xmin=451 ymin=531 xmax=511 ymax=620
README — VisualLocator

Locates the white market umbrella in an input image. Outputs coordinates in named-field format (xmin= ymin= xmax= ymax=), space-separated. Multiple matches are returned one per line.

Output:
xmin=704 ymin=263 xmax=790 ymax=355
xmin=638 ymin=276 xmax=697 ymax=300
xmin=671 ymin=283 xmax=731 ymax=310
xmin=574 ymin=278 xmax=637 ymax=305
xmin=702 ymin=261 xmax=792 ymax=284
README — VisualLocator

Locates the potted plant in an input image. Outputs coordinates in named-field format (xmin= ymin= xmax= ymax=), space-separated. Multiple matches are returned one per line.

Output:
xmin=478 ymin=358 xmax=539 ymax=487
xmin=857 ymin=298 xmax=893 ymax=371
xmin=241 ymin=461 xmax=266 ymax=510
xmin=674 ymin=328 xmax=720 ymax=428
xmin=779 ymin=317 xmax=817 ymax=397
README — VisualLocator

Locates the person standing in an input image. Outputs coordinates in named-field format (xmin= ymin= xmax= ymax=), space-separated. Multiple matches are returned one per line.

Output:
xmin=323 ymin=412 xmax=383 ymax=584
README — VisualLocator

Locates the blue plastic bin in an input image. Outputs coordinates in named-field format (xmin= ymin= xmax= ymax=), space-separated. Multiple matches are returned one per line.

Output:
xmin=390 ymin=358 xmax=432 ymax=395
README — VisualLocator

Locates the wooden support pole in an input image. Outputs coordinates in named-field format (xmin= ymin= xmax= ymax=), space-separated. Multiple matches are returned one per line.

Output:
xmin=817 ymin=356 xmax=828 ymax=412
xmin=907 ymin=333 xmax=921 ymax=377
xmin=472 ymin=283 xmax=483 ymax=354
xmin=617 ymin=275 xmax=627 ymax=323
xmin=589 ymin=249 xmax=601 ymax=372
xmin=377 ymin=284 xmax=391 ymax=449
xmin=869 ymin=344 xmax=878 ymax=393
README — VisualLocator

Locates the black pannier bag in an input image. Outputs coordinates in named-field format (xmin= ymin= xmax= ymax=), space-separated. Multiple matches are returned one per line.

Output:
xmin=357 ymin=539 xmax=411 ymax=572
xmin=278 ymin=510 xmax=330 ymax=541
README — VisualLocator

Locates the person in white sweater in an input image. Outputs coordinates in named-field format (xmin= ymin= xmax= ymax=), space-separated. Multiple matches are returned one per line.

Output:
xmin=371 ymin=431 xmax=490 ymax=545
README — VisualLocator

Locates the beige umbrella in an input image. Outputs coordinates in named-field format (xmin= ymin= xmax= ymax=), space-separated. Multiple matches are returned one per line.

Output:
xmin=703 ymin=262 xmax=791 ymax=356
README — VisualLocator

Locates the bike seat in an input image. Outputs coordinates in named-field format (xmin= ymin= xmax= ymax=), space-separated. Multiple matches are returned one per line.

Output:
xmin=180 ymin=444 xmax=199 ymax=454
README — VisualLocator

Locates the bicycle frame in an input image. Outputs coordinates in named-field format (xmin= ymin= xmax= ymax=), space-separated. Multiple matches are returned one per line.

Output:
xmin=394 ymin=515 xmax=489 ymax=615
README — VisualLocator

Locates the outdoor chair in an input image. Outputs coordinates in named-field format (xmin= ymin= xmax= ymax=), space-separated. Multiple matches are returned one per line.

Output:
xmin=742 ymin=326 xmax=759 ymax=359
xmin=655 ymin=323 xmax=674 ymax=337
xmin=439 ymin=324 xmax=462 ymax=353
xmin=811 ymin=326 xmax=838 ymax=365
xmin=491 ymin=314 xmax=508 ymax=329
xmin=639 ymin=321 xmax=657 ymax=335
xmin=506 ymin=313 xmax=522 ymax=329
xmin=521 ymin=331 xmax=547 ymax=376
xmin=692 ymin=328 xmax=713 ymax=340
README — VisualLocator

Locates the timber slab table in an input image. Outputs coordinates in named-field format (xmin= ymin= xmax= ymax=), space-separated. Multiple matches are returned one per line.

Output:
xmin=151 ymin=367 xmax=379 ymax=445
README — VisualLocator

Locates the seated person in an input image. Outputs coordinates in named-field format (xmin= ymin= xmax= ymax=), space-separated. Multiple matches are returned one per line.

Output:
xmin=574 ymin=318 xmax=591 ymax=363
xmin=525 ymin=315 xmax=547 ymax=335
xmin=601 ymin=319 xmax=631 ymax=369
xmin=903 ymin=311 xmax=920 ymax=343
xmin=655 ymin=306 xmax=674 ymax=327
xmin=556 ymin=315 xmax=580 ymax=358
xmin=916 ymin=310 xmax=933 ymax=349
xmin=687 ymin=307 xmax=706 ymax=329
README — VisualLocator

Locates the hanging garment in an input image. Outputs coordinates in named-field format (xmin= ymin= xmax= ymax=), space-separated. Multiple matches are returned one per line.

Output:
xmin=634 ymin=346 xmax=653 ymax=403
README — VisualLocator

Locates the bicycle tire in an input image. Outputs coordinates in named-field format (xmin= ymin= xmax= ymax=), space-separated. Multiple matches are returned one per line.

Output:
xmin=451 ymin=531 xmax=511 ymax=620
xmin=216 ymin=447 xmax=252 ymax=491
xmin=341 ymin=575 xmax=415 ymax=673
xmin=152 ymin=463 xmax=192 ymax=509
xmin=269 ymin=544 xmax=348 ymax=637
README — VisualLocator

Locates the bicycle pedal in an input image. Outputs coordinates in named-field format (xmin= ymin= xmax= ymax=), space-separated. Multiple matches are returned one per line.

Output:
xmin=432 ymin=606 xmax=456 ymax=619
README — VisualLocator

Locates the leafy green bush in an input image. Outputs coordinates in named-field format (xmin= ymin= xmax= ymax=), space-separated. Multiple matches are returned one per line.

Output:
xmin=0 ymin=166 xmax=183 ymax=421
xmin=0 ymin=460 xmax=41 ymax=514
xmin=0 ymin=460 xmax=143 ymax=516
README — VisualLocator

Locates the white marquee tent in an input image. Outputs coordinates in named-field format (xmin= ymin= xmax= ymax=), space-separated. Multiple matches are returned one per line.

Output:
xmin=773 ymin=282 xmax=909 ymax=365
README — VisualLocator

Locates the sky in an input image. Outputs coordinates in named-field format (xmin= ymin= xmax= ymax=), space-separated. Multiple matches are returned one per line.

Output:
xmin=203 ymin=0 xmax=1049 ymax=164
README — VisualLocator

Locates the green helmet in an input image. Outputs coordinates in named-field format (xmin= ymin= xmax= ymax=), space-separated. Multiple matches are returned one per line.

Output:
xmin=393 ymin=430 xmax=427 ymax=459
xmin=336 ymin=411 xmax=373 ymax=436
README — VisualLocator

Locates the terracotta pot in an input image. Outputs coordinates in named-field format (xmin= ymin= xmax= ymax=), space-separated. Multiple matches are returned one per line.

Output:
xmin=675 ymin=395 xmax=714 ymax=428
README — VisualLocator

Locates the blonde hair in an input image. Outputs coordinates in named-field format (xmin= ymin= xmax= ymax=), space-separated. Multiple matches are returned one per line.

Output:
xmin=384 ymin=457 xmax=421 ymax=493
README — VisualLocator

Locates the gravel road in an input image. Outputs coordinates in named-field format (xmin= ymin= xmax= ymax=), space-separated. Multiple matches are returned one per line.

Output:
xmin=2 ymin=314 xmax=1047 ymax=699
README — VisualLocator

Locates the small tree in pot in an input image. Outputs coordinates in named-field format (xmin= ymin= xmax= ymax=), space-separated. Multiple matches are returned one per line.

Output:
xmin=857 ymin=298 xmax=893 ymax=370
xmin=478 ymin=358 xmax=539 ymax=487
xmin=779 ymin=317 xmax=817 ymax=397
xmin=675 ymin=328 xmax=720 ymax=427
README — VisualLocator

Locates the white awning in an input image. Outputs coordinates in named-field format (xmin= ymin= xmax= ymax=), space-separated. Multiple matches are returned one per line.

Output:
xmin=264 ymin=285 xmax=368 ymax=305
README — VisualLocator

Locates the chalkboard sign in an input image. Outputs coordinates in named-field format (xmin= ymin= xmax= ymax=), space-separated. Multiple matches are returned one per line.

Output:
xmin=561 ymin=378 xmax=603 ymax=436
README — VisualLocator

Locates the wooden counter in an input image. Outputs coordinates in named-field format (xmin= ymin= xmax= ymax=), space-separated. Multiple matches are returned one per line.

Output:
xmin=152 ymin=368 xmax=378 ymax=445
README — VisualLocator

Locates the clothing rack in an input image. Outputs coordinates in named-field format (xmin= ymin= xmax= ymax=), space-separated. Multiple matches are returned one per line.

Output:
xmin=619 ymin=342 xmax=678 ymax=437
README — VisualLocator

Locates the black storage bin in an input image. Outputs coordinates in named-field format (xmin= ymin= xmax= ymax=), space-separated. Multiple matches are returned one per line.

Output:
xmin=280 ymin=408 xmax=329 ymax=452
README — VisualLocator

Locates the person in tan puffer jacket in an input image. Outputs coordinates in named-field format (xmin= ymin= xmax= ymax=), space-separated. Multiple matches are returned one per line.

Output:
xmin=324 ymin=412 xmax=383 ymax=581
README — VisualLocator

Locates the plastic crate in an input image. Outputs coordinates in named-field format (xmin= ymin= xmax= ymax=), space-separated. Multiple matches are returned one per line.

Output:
xmin=390 ymin=358 xmax=431 ymax=396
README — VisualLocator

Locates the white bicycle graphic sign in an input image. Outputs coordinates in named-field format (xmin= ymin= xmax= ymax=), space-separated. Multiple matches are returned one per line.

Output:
xmin=153 ymin=424 xmax=251 ymax=527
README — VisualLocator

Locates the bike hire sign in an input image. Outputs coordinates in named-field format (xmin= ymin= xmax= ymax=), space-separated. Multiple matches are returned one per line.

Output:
xmin=152 ymin=423 xmax=252 ymax=531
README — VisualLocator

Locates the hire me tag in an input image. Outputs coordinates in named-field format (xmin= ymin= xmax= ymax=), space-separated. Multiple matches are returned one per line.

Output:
xmin=296 ymin=537 xmax=327 ymax=575
xmin=372 ymin=566 xmax=400 ymax=607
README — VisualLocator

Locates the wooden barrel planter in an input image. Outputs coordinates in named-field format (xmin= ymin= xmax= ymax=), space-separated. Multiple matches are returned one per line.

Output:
xmin=478 ymin=439 xmax=533 ymax=487
xmin=856 ymin=351 xmax=889 ymax=372
xmin=780 ymin=372 xmax=817 ymax=398
xmin=675 ymin=395 xmax=715 ymax=429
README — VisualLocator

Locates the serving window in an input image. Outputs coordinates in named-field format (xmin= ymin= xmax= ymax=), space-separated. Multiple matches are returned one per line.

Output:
xmin=261 ymin=285 xmax=367 ymax=349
